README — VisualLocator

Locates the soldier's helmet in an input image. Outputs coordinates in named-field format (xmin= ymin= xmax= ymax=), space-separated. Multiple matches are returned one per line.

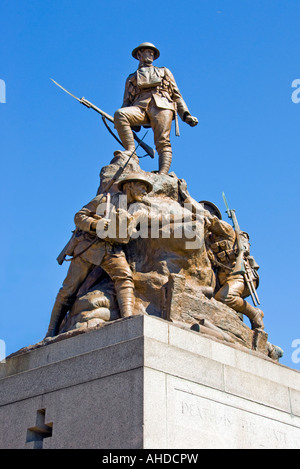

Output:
xmin=199 ymin=200 xmax=222 ymax=220
xmin=118 ymin=173 xmax=153 ymax=193
xmin=131 ymin=42 xmax=160 ymax=60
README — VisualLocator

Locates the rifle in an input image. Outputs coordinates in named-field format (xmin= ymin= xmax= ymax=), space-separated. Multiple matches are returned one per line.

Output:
xmin=222 ymin=192 xmax=260 ymax=307
xmin=50 ymin=79 xmax=155 ymax=159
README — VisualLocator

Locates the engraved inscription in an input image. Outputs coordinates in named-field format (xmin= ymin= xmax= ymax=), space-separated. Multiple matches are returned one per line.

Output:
xmin=171 ymin=388 xmax=297 ymax=449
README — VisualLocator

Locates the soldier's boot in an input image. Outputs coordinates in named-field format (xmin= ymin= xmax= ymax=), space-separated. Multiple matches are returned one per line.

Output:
xmin=45 ymin=302 xmax=70 ymax=338
xmin=242 ymin=303 xmax=264 ymax=330
xmin=113 ymin=113 xmax=136 ymax=152
xmin=116 ymin=286 xmax=136 ymax=318
xmin=117 ymin=128 xmax=136 ymax=152
xmin=267 ymin=342 xmax=284 ymax=361
xmin=158 ymin=151 xmax=173 ymax=175
xmin=113 ymin=126 xmax=140 ymax=162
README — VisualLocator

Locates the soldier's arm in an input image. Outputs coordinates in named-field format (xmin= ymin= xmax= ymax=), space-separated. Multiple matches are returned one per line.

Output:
xmin=74 ymin=195 xmax=107 ymax=234
xmin=178 ymin=180 xmax=211 ymax=219
xmin=207 ymin=217 xmax=236 ymax=243
xmin=164 ymin=68 xmax=198 ymax=126
xmin=121 ymin=74 xmax=135 ymax=107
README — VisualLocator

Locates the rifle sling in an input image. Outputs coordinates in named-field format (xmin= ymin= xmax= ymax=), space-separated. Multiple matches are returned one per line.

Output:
xmin=102 ymin=116 xmax=125 ymax=148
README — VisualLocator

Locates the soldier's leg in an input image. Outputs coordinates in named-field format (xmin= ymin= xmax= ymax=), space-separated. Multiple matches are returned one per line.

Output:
xmin=45 ymin=257 xmax=94 ymax=337
xmin=114 ymin=106 xmax=149 ymax=152
xmin=101 ymin=249 xmax=136 ymax=318
xmin=147 ymin=105 xmax=174 ymax=174
xmin=215 ymin=276 xmax=264 ymax=330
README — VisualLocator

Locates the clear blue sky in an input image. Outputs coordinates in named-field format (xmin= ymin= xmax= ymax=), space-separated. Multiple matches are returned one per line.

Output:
xmin=1 ymin=0 xmax=299 ymax=370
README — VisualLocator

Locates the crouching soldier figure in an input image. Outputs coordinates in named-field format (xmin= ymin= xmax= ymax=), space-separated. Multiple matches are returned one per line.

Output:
xmin=202 ymin=201 xmax=264 ymax=330
xmin=45 ymin=174 xmax=153 ymax=338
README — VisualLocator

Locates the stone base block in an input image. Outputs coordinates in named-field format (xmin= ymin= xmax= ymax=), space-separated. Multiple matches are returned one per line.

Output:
xmin=0 ymin=315 xmax=299 ymax=449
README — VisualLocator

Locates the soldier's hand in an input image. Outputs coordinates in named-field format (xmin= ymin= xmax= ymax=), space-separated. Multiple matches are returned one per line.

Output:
xmin=102 ymin=219 xmax=110 ymax=230
xmin=185 ymin=115 xmax=198 ymax=127
xmin=91 ymin=218 xmax=110 ymax=232
xmin=116 ymin=208 xmax=127 ymax=215
xmin=90 ymin=220 xmax=98 ymax=231
xmin=178 ymin=178 xmax=190 ymax=201
xmin=116 ymin=208 xmax=130 ymax=220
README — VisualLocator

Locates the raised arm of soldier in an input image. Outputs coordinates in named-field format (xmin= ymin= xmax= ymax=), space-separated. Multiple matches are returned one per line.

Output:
xmin=178 ymin=178 xmax=219 ymax=224
xmin=74 ymin=195 xmax=110 ymax=234
xmin=163 ymin=67 xmax=198 ymax=127
xmin=204 ymin=214 xmax=236 ymax=244
xmin=45 ymin=178 xmax=154 ymax=338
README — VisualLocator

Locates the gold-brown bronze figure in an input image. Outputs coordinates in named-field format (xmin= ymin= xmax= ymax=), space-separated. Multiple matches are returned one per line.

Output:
xmin=178 ymin=180 xmax=264 ymax=331
xmin=114 ymin=42 xmax=198 ymax=175
xmin=45 ymin=174 xmax=152 ymax=337
xmin=46 ymin=50 xmax=283 ymax=362
xmin=203 ymin=201 xmax=264 ymax=330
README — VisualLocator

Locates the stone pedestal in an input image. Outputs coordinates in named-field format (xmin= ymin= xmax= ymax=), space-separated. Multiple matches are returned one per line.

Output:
xmin=0 ymin=315 xmax=299 ymax=449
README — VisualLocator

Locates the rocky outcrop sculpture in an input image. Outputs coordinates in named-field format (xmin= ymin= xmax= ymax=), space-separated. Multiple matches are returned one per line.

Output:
xmin=58 ymin=151 xmax=282 ymax=362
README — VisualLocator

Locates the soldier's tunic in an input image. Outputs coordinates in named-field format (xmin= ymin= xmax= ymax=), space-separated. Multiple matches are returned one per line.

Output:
xmin=46 ymin=193 xmax=134 ymax=336
xmin=205 ymin=216 xmax=262 ymax=327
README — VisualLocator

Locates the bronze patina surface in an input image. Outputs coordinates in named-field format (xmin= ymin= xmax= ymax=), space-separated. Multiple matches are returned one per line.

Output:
xmin=114 ymin=43 xmax=198 ymax=174
xmin=45 ymin=45 xmax=282 ymax=363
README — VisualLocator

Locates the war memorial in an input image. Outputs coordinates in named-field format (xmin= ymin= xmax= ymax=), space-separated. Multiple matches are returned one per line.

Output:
xmin=0 ymin=43 xmax=299 ymax=450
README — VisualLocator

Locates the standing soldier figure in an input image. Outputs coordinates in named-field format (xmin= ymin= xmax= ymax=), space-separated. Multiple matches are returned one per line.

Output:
xmin=114 ymin=42 xmax=198 ymax=175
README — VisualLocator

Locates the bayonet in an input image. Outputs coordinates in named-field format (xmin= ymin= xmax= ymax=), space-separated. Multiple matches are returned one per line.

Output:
xmin=222 ymin=191 xmax=230 ymax=214
xmin=50 ymin=79 xmax=82 ymax=103
xmin=222 ymin=192 xmax=241 ymax=231
xmin=50 ymin=79 xmax=155 ymax=159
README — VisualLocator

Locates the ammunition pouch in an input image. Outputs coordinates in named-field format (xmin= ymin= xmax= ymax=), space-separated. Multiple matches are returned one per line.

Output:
xmin=211 ymin=240 xmax=234 ymax=253
xmin=216 ymin=251 xmax=227 ymax=263
xmin=216 ymin=249 xmax=236 ymax=263
xmin=226 ymin=250 xmax=237 ymax=262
